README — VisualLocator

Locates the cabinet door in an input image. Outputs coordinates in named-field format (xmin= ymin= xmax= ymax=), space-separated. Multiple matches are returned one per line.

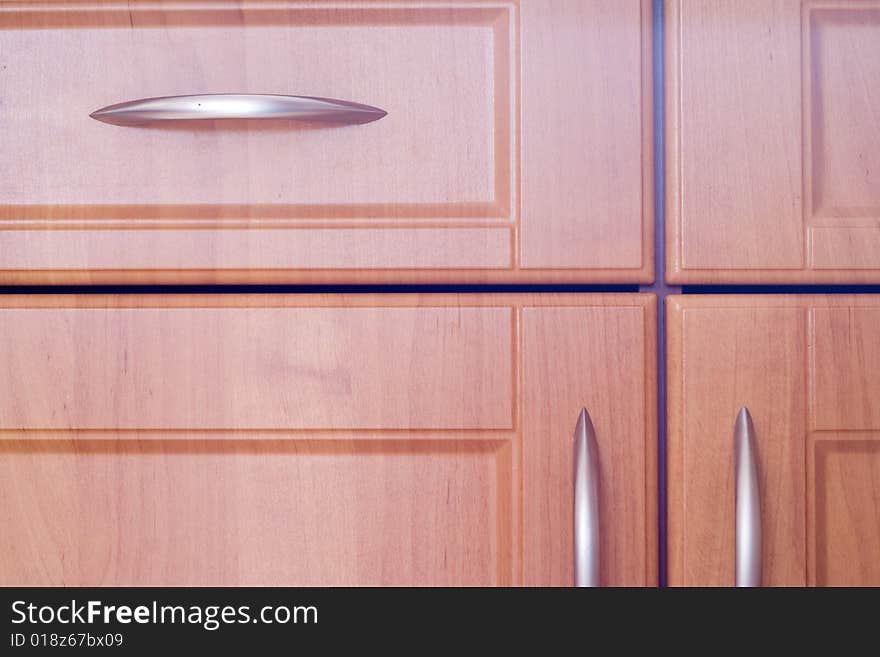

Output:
xmin=668 ymin=295 xmax=880 ymax=586
xmin=0 ymin=294 xmax=656 ymax=586
xmin=0 ymin=0 xmax=653 ymax=285
xmin=666 ymin=0 xmax=880 ymax=283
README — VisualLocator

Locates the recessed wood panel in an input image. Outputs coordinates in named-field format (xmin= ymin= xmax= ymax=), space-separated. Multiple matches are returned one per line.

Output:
xmin=0 ymin=5 xmax=504 ymax=210
xmin=0 ymin=305 xmax=514 ymax=431
xmin=667 ymin=0 xmax=880 ymax=283
xmin=0 ymin=440 xmax=508 ymax=586
xmin=670 ymin=295 xmax=880 ymax=587
xmin=810 ymin=308 xmax=880 ymax=431
xmin=810 ymin=438 xmax=880 ymax=586
xmin=809 ymin=8 xmax=880 ymax=217
xmin=0 ymin=0 xmax=653 ymax=284
xmin=810 ymin=227 xmax=880 ymax=270
xmin=0 ymin=294 xmax=656 ymax=587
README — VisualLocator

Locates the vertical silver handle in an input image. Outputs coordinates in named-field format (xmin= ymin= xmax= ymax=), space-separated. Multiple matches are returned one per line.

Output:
xmin=735 ymin=407 xmax=762 ymax=587
xmin=573 ymin=407 xmax=600 ymax=587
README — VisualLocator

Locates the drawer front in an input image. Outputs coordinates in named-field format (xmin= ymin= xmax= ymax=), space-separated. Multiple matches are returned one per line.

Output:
xmin=0 ymin=294 xmax=656 ymax=586
xmin=666 ymin=0 xmax=880 ymax=283
xmin=668 ymin=295 xmax=880 ymax=586
xmin=0 ymin=1 xmax=653 ymax=284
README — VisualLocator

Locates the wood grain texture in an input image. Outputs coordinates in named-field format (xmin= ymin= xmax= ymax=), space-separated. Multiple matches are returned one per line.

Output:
xmin=0 ymin=294 xmax=656 ymax=586
xmin=0 ymin=440 xmax=506 ymax=586
xmin=520 ymin=0 xmax=653 ymax=273
xmin=666 ymin=0 xmax=880 ymax=284
xmin=668 ymin=299 xmax=806 ymax=586
xmin=810 ymin=307 xmax=880 ymax=431
xmin=0 ymin=305 xmax=514 ymax=430
xmin=522 ymin=304 xmax=657 ymax=586
xmin=808 ymin=437 xmax=880 ymax=586
xmin=0 ymin=0 xmax=653 ymax=284
xmin=668 ymin=295 xmax=880 ymax=587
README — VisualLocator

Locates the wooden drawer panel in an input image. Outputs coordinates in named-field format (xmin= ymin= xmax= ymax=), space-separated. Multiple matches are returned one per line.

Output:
xmin=0 ymin=440 xmax=505 ymax=586
xmin=0 ymin=1 xmax=653 ymax=284
xmin=0 ymin=294 xmax=657 ymax=586
xmin=668 ymin=295 xmax=880 ymax=586
xmin=666 ymin=0 xmax=880 ymax=283
xmin=0 ymin=305 xmax=513 ymax=430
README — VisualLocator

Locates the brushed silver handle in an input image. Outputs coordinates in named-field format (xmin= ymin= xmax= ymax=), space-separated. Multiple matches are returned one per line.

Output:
xmin=735 ymin=407 xmax=762 ymax=587
xmin=90 ymin=94 xmax=387 ymax=126
xmin=573 ymin=407 xmax=600 ymax=587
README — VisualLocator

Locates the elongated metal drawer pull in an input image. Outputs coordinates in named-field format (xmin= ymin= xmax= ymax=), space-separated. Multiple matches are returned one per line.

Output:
xmin=573 ymin=407 xmax=600 ymax=587
xmin=90 ymin=94 xmax=387 ymax=126
xmin=735 ymin=407 xmax=762 ymax=587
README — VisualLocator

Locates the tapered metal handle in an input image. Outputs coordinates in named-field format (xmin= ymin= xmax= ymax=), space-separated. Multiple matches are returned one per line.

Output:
xmin=735 ymin=407 xmax=762 ymax=587
xmin=90 ymin=94 xmax=387 ymax=126
xmin=573 ymin=408 xmax=600 ymax=587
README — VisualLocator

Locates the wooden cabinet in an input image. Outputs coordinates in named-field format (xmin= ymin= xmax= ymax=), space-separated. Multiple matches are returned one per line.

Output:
xmin=668 ymin=295 xmax=880 ymax=586
xmin=666 ymin=0 xmax=880 ymax=283
xmin=0 ymin=0 xmax=653 ymax=285
xmin=0 ymin=294 xmax=656 ymax=586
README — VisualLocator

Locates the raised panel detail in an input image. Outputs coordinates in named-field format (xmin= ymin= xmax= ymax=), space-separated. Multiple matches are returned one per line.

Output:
xmin=811 ymin=307 xmax=880 ymax=430
xmin=808 ymin=8 xmax=880 ymax=218
xmin=0 ymin=1 xmax=653 ymax=284
xmin=0 ymin=294 xmax=656 ymax=586
xmin=811 ymin=439 xmax=880 ymax=586
xmin=667 ymin=0 xmax=880 ymax=283
xmin=670 ymin=295 xmax=880 ymax=587
xmin=0 ymin=440 xmax=510 ymax=586
xmin=0 ymin=4 xmax=509 ymax=213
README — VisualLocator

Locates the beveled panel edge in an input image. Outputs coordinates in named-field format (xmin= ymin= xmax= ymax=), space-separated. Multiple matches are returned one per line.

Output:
xmin=0 ymin=293 xmax=654 ymax=587
xmin=665 ymin=0 xmax=880 ymax=284
xmin=0 ymin=0 xmax=659 ymax=283
xmin=666 ymin=294 xmax=880 ymax=585
xmin=803 ymin=1 xmax=880 ymax=225
xmin=0 ymin=1 xmax=517 ymax=226
xmin=0 ymin=437 xmax=517 ymax=587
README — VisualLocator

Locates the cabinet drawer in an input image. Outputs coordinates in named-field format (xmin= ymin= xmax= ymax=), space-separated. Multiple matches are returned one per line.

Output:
xmin=0 ymin=1 xmax=653 ymax=284
xmin=668 ymin=295 xmax=880 ymax=586
xmin=0 ymin=294 xmax=656 ymax=586
xmin=666 ymin=0 xmax=880 ymax=283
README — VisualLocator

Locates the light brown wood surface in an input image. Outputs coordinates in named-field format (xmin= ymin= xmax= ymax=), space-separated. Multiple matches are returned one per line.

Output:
xmin=666 ymin=0 xmax=880 ymax=283
xmin=0 ymin=293 xmax=656 ymax=586
xmin=668 ymin=295 xmax=880 ymax=586
xmin=0 ymin=0 xmax=653 ymax=284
